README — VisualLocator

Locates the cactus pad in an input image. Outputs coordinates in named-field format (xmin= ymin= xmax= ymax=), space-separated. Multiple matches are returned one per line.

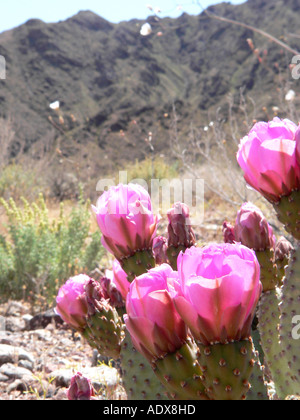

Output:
xmin=278 ymin=245 xmax=300 ymax=396
xmin=255 ymin=249 xmax=278 ymax=292
xmin=273 ymin=191 xmax=300 ymax=240
xmin=120 ymin=249 xmax=155 ymax=282
xmin=197 ymin=339 xmax=256 ymax=400
xmin=257 ymin=289 xmax=288 ymax=399
xmin=84 ymin=302 xmax=124 ymax=360
xmin=152 ymin=338 xmax=209 ymax=400
xmin=120 ymin=330 xmax=168 ymax=400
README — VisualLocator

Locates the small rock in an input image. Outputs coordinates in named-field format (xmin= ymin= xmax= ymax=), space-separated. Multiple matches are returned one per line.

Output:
xmin=18 ymin=359 xmax=34 ymax=372
xmin=5 ymin=301 xmax=29 ymax=317
xmin=50 ymin=365 xmax=120 ymax=390
xmin=22 ymin=314 xmax=33 ymax=330
xmin=29 ymin=329 xmax=52 ymax=341
xmin=26 ymin=309 xmax=63 ymax=331
xmin=0 ymin=373 xmax=9 ymax=382
xmin=0 ymin=363 xmax=33 ymax=379
xmin=5 ymin=317 xmax=26 ymax=332
xmin=0 ymin=344 xmax=35 ymax=366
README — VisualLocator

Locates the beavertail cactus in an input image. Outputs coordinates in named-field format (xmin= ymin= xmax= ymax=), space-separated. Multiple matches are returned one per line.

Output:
xmin=173 ymin=244 xmax=262 ymax=400
xmin=84 ymin=279 xmax=124 ymax=360
xmin=277 ymin=245 xmax=300 ymax=396
xmin=124 ymin=264 xmax=208 ymax=400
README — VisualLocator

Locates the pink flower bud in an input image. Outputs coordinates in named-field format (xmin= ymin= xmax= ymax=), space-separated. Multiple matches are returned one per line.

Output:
xmin=67 ymin=372 xmax=96 ymax=400
xmin=237 ymin=117 xmax=300 ymax=202
xmin=173 ymin=244 xmax=262 ymax=345
xmin=124 ymin=264 xmax=187 ymax=361
xmin=55 ymin=274 xmax=90 ymax=331
xmin=234 ymin=203 xmax=276 ymax=251
xmin=167 ymin=203 xmax=196 ymax=248
xmin=274 ymin=236 xmax=294 ymax=262
xmin=111 ymin=259 xmax=131 ymax=301
xmin=153 ymin=236 xmax=168 ymax=265
xmin=92 ymin=184 xmax=157 ymax=261
xmin=99 ymin=273 xmax=125 ymax=308
xmin=222 ymin=221 xmax=236 ymax=244
xmin=84 ymin=278 xmax=108 ymax=316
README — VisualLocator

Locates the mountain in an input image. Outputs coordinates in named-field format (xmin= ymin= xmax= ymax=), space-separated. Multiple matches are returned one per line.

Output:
xmin=0 ymin=0 xmax=299 ymax=188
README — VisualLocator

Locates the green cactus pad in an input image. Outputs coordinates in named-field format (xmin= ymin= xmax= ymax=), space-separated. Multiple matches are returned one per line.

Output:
xmin=273 ymin=190 xmax=300 ymax=240
xmin=152 ymin=338 xmax=209 ymax=400
xmin=167 ymin=245 xmax=186 ymax=271
xmin=257 ymin=289 xmax=288 ymax=399
xmin=197 ymin=339 xmax=255 ymax=400
xmin=246 ymin=354 xmax=269 ymax=400
xmin=255 ymin=249 xmax=278 ymax=292
xmin=278 ymin=245 xmax=300 ymax=397
xmin=84 ymin=303 xmax=124 ymax=360
xmin=120 ymin=330 xmax=168 ymax=400
xmin=120 ymin=249 xmax=155 ymax=282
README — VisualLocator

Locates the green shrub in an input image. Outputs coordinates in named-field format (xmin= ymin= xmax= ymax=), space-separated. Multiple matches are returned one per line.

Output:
xmin=0 ymin=192 xmax=104 ymax=305
xmin=0 ymin=163 xmax=42 ymax=201
xmin=124 ymin=156 xmax=180 ymax=188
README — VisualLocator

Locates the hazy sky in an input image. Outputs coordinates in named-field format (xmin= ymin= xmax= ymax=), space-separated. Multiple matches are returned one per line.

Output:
xmin=0 ymin=0 xmax=246 ymax=33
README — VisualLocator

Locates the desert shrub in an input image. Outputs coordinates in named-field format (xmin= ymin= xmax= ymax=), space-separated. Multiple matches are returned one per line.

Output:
xmin=125 ymin=156 xmax=180 ymax=187
xmin=0 ymin=192 xmax=104 ymax=305
xmin=0 ymin=163 xmax=42 ymax=201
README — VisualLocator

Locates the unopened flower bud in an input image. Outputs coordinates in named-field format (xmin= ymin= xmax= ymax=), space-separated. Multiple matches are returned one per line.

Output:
xmin=167 ymin=203 xmax=196 ymax=248
xmin=223 ymin=221 xmax=236 ymax=244
xmin=67 ymin=372 xmax=96 ymax=400
xmin=153 ymin=236 xmax=168 ymax=265
xmin=234 ymin=203 xmax=276 ymax=251
xmin=99 ymin=273 xmax=125 ymax=309
xmin=275 ymin=236 xmax=294 ymax=263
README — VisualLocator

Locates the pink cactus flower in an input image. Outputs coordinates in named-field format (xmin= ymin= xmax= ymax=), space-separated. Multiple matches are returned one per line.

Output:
xmin=92 ymin=184 xmax=158 ymax=260
xmin=124 ymin=264 xmax=187 ymax=361
xmin=55 ymin=274 xmax=90 ymax=331
xmin=67 ymin=372 xmax=96 ymax=400
xmin=234 ymin=203 xmax=276 ymax=251
xmin=237 ymin=117 xmax=300 ymax=203
xmin=173 ymin=244 xmax=262 ymax=345
xmin=112 ymin=259 xmax=131 ymax=300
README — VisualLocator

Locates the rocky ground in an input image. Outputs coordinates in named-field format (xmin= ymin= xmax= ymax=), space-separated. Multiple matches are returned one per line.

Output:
xmin=0 ymin=301 xmax=126 ymax=400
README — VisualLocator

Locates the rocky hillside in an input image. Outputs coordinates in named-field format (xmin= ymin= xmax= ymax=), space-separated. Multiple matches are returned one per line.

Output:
xmin=0 ymin=0 xmax=299 ymax=178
